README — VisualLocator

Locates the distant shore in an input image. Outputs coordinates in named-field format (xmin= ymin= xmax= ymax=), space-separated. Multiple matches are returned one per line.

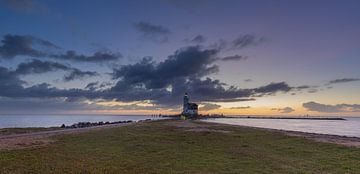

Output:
xmin=198 ymin=115 xmax=346 ymax=120
xmin=162 ymin=114 xmax=347 ymax=120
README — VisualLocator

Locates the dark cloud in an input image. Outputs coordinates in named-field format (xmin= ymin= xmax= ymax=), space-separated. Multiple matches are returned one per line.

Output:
xmin=230 ymin=106 xmax=251 ymax=109
xmin=208 ymin=34 xmax=265 ymax=51
xmin=112 ymin=46 xmax=218 ymax=89
xmin=190 ymin=35 xmax=206 ymax=43
xmin=328 ymin=78 xmax=360 ymax=84
xmin=209 ymin=98 xmax=256 ymax=102
xmin=110 ymin=46 xmax=295 ymax=106
xmin=220 ymin=55 xmax=247 ymax=61
xmin=200 ymin=103 xmax=221 ymax=111
xmin=0 ymin=34 xmax=58 ymax=59
xmin=0 ymin=34 xmax=121 ymax=62
xmin=293 ymin=85 xmax=320 ymax=94
xmin=307 ymin=89 xmax=318 ymax=93
xmin=0 ymin=66 xmax=25 ymax=95
xmin=133 ymin=21 xmax=171 ymax=42
xmin=50 ymin=50 xmax=122 ymax=62
xmin=232 ymin=34 xmax=266 ymax=50
xmin=15 ymin=59 xmax=70 ymax=75
xmin=110 ymin=103 xmax=163 ymax=111
xmin=295 ymin=85 xmax=312 ymax=90
xmin=85 ymin=82 xmax=99 ymax=90
xmin=63 ymin=69 xmax=98 ymax=82
xmin=253 ymin=82 xmax=292 ymax=94
xmin=303 ymin=101 xmax=360 ymax=113
xmin=0 ymin=45 xmax=300 ymax=111
xmin=271 ymin=107 xmax=295 ymax=113
xmin=244 ymin=79 xmax=252 ymax=82
xmin=13 ymin=59 xmax=98 ymax=81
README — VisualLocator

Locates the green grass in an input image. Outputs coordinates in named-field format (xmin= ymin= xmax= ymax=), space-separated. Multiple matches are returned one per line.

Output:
xmin=0 ymin=120 xmax=359 ymax=173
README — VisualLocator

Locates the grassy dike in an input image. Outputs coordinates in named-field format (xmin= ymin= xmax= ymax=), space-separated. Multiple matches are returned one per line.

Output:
xmin=0 ymin=119 xmax=359 ymax=173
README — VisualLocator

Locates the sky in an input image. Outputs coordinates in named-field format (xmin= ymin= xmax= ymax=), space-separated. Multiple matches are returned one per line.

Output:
xmin=0 ymin=0 xmax=359 ymax=116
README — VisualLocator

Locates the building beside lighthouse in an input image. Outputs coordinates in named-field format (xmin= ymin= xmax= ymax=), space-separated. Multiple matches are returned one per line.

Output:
xmin=182 ymin=93 xmax=198 ymax=116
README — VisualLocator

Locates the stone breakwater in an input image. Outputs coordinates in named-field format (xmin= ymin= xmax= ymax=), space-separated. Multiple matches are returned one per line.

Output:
xmin=61 ymin=119 xmax=152 ymax=129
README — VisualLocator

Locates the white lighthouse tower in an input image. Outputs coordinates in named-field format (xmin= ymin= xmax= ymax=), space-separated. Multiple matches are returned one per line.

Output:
xmin=183 ymin=93 xmax=189 ymax=114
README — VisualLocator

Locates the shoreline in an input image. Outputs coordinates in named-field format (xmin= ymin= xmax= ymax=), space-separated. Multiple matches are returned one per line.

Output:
xmin=197 ymin=115 xmax=346 ymax=120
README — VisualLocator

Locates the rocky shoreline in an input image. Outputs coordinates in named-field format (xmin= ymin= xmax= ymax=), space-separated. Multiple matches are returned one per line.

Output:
xmin=60 ymin=120 xmax=140 ymax=129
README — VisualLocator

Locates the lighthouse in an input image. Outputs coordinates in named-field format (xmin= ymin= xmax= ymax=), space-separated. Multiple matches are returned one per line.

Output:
xmin=182 ymin=93 xmax=198 ymax=116
xmin=183 ymin=93 xmax=189 ymax=113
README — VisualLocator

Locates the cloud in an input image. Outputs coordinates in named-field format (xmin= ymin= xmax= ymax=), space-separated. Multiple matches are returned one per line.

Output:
xmin=0 ymin=66 xmax=26 ymax=93
xmin=133 ymin=21 xmax=171 ymax=42
xmin=307 ymin=89 xmax=318 ymax=93
xmin=253 ymin=82 xmax=292 ymax=94
xmin=230 ymin=106 xmax=251 ymax=109
xmin=271 ymin=107 xmax=295 ymax=113
xmin=209 ymin=98 xmax=256 ymax=102
xmin=0 ymin=97 xmax=105 ymax=114
xmin=220 ymin=55 xmax=247 ymax=61
xmin=328 ymin=78 xmax=360 ymax=84
xmin=189 ymin=35 xmax=206 ymax=43
xmin=63 ymin=69 xmax=98 ymax=82
xmin=303 ymin=101 xmax=360 ymax=113
xmin=50 ymin=50 xmax=122 ymax=62
xmin=110 ymin=103 xmax=163 ymax=111
xmin=208 ymin=34 xmax=265 ymax=51
xmin=0 ymin=45 xmax=299 ymax=111
xmin=200 ymin=103 xmax=221 ymax=111
xmin=14 ymin=59 xmax=99 ymax=82
xmin=13 ymin=59 xmax=98 ymax=81
xmin=14 ymin=59 xmax=71 ymax=75
xmin=85 ymin=82 xmax=99 ymax=90
xmin=112 ymin=46 xmax=218 ymax=89
xmin=0 ymin=34 xmax=121 ymax=62
xmin=231 ymin=35 xmax=266 ymax=50
xmin=0 ymin=34 xmax=58 ymax=59
xmin=110 ymin=46 xmax=295 ymax=106
xmin=244 ymin=79 xmax=252 ymax=82
xmin=295 ymin=85 xmax=312 ymax=90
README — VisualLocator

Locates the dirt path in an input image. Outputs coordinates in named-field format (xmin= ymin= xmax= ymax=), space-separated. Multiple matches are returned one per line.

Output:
xmin=0 ymin=123 xmax=133 ymax=150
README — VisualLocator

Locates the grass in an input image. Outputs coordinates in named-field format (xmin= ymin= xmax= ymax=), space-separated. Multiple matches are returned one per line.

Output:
xmin=0 ymin=127 xmax=62 ymax=136
xmin=0 ymin=119 xmax=359 ymax=173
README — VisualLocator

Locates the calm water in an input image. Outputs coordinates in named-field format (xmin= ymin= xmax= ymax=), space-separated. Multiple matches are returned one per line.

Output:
xmin=204 ymin=117 xmax=360 ymax=138
xmin=0 ymin=115 xmax=165 ymax=128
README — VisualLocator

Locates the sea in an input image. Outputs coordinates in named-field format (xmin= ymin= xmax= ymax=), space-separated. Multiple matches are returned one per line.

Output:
xmin=0 ymin=115 xmax=165 ymax=128
xmin=203 ymin=117 xmax=360 ymax=138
